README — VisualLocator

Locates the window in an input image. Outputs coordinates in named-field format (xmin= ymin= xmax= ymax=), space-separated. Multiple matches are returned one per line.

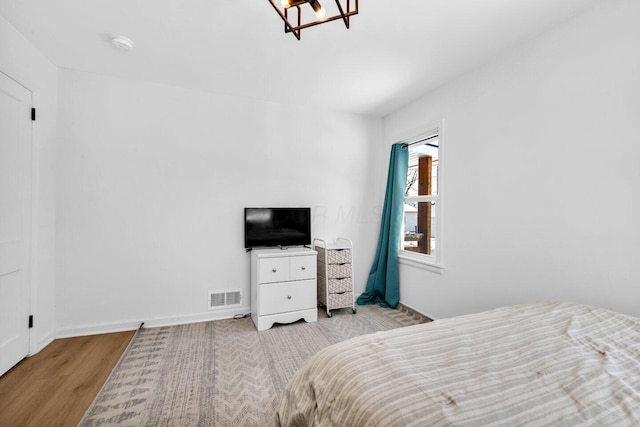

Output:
xmin=399 ymin=126 xmax=443 ymax=270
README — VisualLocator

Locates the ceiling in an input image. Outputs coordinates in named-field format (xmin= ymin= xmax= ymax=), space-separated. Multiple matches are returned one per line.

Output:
xmin=0 ymin=0 xmax=602 ymax=117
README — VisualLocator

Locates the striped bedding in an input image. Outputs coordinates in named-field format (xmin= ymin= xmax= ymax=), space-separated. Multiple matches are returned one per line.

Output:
xmin=276 ymin=301 xmax=640 ymax=426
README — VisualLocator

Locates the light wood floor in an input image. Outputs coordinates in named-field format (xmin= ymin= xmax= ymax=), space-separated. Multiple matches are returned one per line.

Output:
xmin=0 ymin=330 xmax=135 ymax=427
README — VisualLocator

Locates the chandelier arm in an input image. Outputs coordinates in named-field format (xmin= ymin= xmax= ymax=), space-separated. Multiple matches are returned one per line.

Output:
xmin=334 ymin=0 xmax=348 ymax=28
xmin=285 ymin=9 xmax=358 ymax=32
xmin=268 ymin=0 xmax=301 ymax=40
xmin=269 ymin=0 xmax=358 ymax=39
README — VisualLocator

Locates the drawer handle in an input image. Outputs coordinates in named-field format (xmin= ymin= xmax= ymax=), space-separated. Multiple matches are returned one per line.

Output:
xmin=287 ymin=295 xmax=292 ymax=300
xmin=272 ymin=268 xmax=277 ymax=273
xmin=336 ymin=291 xmax=347 ymax=295
xmin=301 ymin=266 xmax=306 ymax=270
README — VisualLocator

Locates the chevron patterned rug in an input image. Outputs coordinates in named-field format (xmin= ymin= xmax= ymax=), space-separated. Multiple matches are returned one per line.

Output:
xmin=78 ymin=305 xmax=429 ymax=426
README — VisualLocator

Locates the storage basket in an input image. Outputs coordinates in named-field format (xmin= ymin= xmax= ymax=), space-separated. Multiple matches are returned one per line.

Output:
xmin=324 ymin=263 xmax=351 ymax=279
xmin=317 ymin=247 xmax=352 ymax=264
xmin=327 ymin=291 xmax=353 ymax=309
xmin=318 ymin=276 xmax=352 ymax=293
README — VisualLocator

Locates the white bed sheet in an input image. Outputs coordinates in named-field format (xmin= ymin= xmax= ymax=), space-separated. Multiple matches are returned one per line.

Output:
xmin=276 ymin=301 xmax=640 ymax=426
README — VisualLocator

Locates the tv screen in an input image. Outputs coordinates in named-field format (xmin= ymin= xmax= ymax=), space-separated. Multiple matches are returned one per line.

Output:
xmin=244 ymin=208 xmax=311 ymax=249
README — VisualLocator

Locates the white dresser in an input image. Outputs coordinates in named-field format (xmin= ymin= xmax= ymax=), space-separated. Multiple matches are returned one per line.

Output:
xmin=250 ymin=247 xmax=318 ymax=331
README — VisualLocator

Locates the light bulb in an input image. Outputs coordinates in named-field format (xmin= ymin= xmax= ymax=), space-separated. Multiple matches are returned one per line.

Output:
xmin=309 ymin=0 xmax=325 ymax=19
xmin=280 ymin=0 xmax=291 ymax=7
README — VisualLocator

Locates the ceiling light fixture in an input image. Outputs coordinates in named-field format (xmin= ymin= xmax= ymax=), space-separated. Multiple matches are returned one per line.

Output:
xmin=110 ymin=35 xmax=135 ymax=51
xmin=268 ymin=0 xmax=358 ymax=40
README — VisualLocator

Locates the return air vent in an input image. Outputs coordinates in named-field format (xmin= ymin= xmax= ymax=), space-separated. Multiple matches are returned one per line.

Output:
xmin=208 ymin=290 xmax=242 ymax=310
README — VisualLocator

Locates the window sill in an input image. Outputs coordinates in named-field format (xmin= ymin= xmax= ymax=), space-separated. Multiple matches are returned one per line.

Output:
xmin=398 ymin=252 xmax=443 ymax=274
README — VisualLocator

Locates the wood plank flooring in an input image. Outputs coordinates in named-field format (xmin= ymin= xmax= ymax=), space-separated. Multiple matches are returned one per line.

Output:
xmin=0 ymin=330 xmax=135 ymax=427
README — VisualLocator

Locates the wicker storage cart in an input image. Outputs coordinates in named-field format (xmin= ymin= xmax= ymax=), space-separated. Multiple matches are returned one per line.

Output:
xmin=313 ymin=237 xmax=356 ymax=317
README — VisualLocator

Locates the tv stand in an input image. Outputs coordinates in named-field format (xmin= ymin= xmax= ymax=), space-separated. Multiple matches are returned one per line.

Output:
xmin=250 ymin=247 xmax=318 ymax=331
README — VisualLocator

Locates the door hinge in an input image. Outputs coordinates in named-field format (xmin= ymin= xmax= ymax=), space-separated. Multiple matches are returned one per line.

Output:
xmin=29 ymin=315 xmax=34 ymax=328
xmin=31 ymin=108 xmax=36 ymax=121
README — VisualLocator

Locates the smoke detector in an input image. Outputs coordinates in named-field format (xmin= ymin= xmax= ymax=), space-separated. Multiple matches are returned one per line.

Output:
xmin=111 ymin=35 xmax=135 ymax=51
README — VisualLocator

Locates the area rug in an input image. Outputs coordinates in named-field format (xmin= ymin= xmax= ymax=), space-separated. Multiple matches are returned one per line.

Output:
xmin=79 ymin=305 xmax=430 ymax=426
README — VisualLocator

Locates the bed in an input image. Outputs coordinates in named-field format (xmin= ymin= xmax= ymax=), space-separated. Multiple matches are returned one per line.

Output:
xmin=276 ymin=301 xmax=640 ymax=426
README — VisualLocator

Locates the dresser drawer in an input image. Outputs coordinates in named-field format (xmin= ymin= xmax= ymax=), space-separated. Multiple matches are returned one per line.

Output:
xmin=259 ymin=279 xmax=316 ymax=316
xmin=290 ymin=255 xmax=316 ymax=281
xmin=258 ymin=257 xmax=290 ymax=284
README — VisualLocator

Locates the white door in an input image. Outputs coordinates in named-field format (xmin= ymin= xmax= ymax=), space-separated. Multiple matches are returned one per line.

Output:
xmin=0 ymin=71 xmax=32 ymax=377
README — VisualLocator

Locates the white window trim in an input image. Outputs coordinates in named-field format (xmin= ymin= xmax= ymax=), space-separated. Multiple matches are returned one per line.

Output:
xmin=394 ymin=119 xmax=445 ymax=273
xmin=398 ymin=251 xmax=444 ymax=274
xmin=405 ymin=195 xmax=438 ymax=203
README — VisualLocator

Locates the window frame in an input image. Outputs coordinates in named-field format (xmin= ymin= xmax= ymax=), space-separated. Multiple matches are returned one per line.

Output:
xmin=396 ymin=120 xmax=444 ymax=274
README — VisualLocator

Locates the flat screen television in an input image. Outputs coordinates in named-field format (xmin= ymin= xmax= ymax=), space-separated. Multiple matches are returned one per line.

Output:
xmin=244 ymin=207 xmax=311 ymax=249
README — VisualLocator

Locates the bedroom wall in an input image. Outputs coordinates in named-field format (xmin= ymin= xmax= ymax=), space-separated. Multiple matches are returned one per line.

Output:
xmin=384 ymin=0 xmax=640 ymax=319
xmin=0 ymin=16 xmax=58 ymax=352
xmin=55 ymin=69 xmax=382 ymax=336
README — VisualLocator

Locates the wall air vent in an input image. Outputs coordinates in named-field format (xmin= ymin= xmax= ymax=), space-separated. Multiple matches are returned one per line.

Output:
xmin=208 ymin=290 xmax=242 ymax=310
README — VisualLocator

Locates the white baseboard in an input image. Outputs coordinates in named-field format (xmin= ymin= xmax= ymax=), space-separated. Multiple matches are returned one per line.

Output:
xmin=54 ymin=305 xmax=252 ymax=339
xmin=31 ymin=332 xmax=55 ymax=355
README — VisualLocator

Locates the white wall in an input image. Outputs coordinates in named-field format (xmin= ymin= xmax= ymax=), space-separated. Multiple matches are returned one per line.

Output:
xmin=0 ymin=16 xmax=58 ymax=352
xmin=55 ymin=69 xmax=382 ymax=335
xmin=384 ymin=0 xmax=640 ymax=319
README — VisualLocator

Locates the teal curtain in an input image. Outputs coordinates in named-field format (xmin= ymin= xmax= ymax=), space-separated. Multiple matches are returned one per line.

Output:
xmin=357 ymin=143 xmax=408 ymax=308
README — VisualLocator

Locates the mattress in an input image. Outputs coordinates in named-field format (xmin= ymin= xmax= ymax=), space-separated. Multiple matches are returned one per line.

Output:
xmin=276 ymin=301 xmax=640 ymax=426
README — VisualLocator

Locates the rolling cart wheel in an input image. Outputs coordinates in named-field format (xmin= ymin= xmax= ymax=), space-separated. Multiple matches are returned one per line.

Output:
xmin=352 ymin=308 xmax=357 ymax=314
xmin=327 ymin=311 xmax=333 ymax=318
